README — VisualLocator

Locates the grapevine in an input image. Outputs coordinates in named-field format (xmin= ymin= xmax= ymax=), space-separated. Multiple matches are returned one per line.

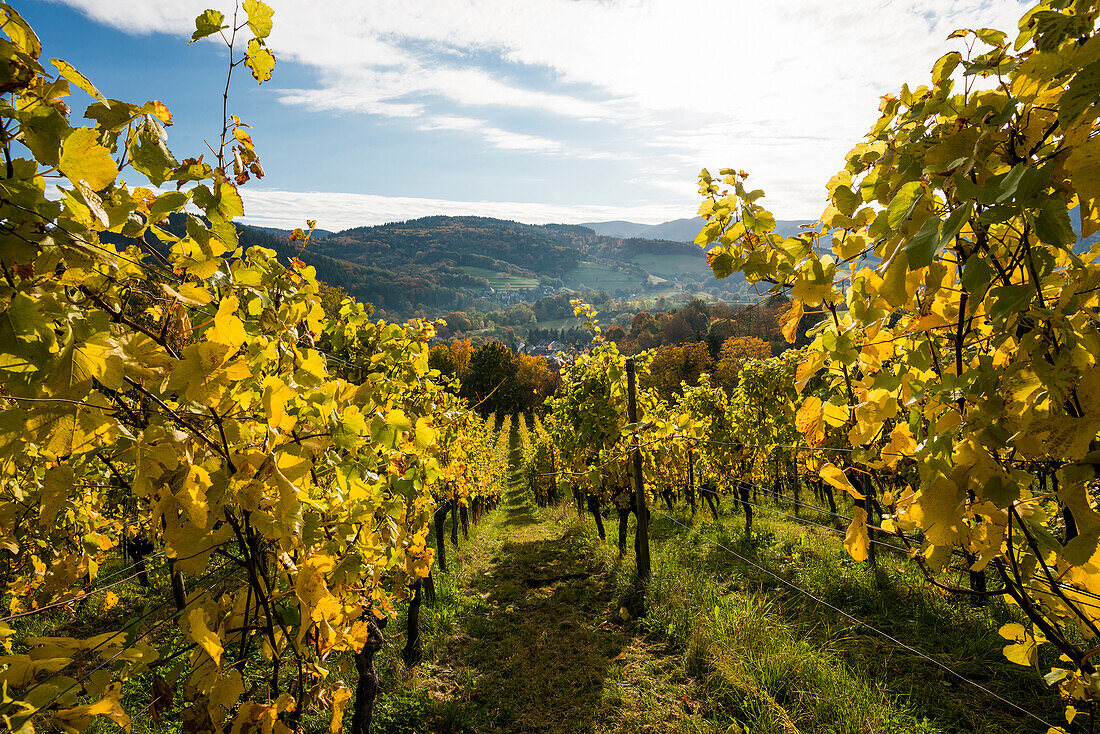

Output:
xmin=694 ymin=0 xmax=1100 ymax=719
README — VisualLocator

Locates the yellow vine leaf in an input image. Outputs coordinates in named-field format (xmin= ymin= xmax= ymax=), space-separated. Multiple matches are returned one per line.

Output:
xmin=262 ymin=376 xmax=297 ymax=432
xmin=47 ymin=337 xmax=123 ymax=396
xmin=0 ymin=653 xmax=71 ymax=688
xmin=59 ymin=128 xmax=118 ymax=191
xmin=880 ymin=423 xmax=916 ymax=468
xmin=790 ymin=274 xmax=833 ymax=307
xmin=414 ymin=416 xmax=436 ymax=450
xmin=999 ymin=622 xmax=1040 ymax=668
xmin=795 ymin=397 xmax=825 ymax=445
xmin=1066 ymin=135 xmax=1100 ymax=238
xmin=820 ymin=462 xmax=864 ymax=500
xmin=98 ymin=591 xmax=119 ymax=613
xmin=245 ymin=39 xmax=275 ymax=83
xmin=177 ymin=465 xmax=211 ymax=529
xmin=50 ymin=58 xmax=109 ymax=107
xmin=162 ymin=282 xmax=212 ymax=306
xmin=780 ymin=300 xmax=803 ymax=343
xmin=187 ymin=608 xmax=223 ymax=666
xmin=329 ymin=685 xmax=351 ymax=734
xmin=844 ymin=505 xmax=870 ymax=562
xmin=39 ymin=463 xmax=73 ymax=528
xmin=51 ymin=682 xmax=130 ymax=734
xmin=209 ymin=669 xmax=245 ymax=713
xmin=795 ymin=351 xmax=826 ymax=390
xmin=0 ymin=5 xmax=42 ymax=58
xmin=906 ymin=479 xmax=964 ymax=547
xmin=822 ymin=401 xmax=848 ymax=428
xmin=243 ymin=0 xmax=274 ymax=39
xmin=118 ymin=332 xmax=176 ymax=381
xmin=208 ymin=295 xmax=247 ymax=350
xmin=27 ymin=401 xmax=118 ymax=457
xmin=295 ymin=554 xmax=342 ymax=642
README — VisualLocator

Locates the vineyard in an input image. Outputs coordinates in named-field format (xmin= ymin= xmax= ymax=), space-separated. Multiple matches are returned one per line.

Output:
xmin=3 ymin=0 xmax=1100 ymax=732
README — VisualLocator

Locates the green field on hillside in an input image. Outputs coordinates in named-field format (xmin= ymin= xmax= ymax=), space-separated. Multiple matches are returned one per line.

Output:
xmin=629 ymin=252 xmax=711 ymax=277
xmin=532 ymin=314 xmax=584 ymax=331
xmin=459 ymin=266 xmax=541 ymax=290
xmin=562 ymin=261 xmax=649 ymax=292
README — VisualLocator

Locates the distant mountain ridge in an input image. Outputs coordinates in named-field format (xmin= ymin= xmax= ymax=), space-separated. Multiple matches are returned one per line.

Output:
xmin=229 ymin=215 xmax=753 ymax=317
xmin=581 ymin=217 xmax=815 ymax=243
xmin=128 ymin=212 xmax=1099 ymax=322
xmin=249 ymin=225 xmax=334 ymax=239
xmin=583 ymin=214 xmax=1100 ymax=251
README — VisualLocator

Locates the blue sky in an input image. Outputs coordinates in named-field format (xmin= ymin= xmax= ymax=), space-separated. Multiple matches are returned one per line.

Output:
xmin=28 ymin=0 xmax=1028 ymax=231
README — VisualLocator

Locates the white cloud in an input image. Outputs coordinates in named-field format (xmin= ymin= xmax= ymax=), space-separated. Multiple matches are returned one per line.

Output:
xmin=417 ymin=114 xmax=629 ymax=157
xmin=47 ymin=180 xmax=692 ymax=231
xmin=278 ymin=63 xmax=614 ymax=124
xmin=235 ymin=188 xmax=693 ymax=231
xmin=53 ymin=0 xmax=1031 ymax=218
xmin=418 ymin=115 xmax=562 ymax=152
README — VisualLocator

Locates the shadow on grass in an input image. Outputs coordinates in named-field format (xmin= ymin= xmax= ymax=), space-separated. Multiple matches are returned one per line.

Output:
xmin=499 ymin=485 xmax=539 ymax=528
xmin=427 ymin=526 xmax=628 ymax=733
xmin=642 ymin=509 xmax=1064 ymax=734
xmin=499 ymin=505 xmax=540 ymax=527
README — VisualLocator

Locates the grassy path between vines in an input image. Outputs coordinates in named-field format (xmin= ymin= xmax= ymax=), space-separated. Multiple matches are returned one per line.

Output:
xmin=375 ymin=422 xmax=1062 ymax=734
xmin=376 ymin=424 xmax=696 ymax=733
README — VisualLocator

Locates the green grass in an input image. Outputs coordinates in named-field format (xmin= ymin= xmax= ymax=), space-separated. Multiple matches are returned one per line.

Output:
xmin=629 ymin=252 xmax=712 ymax=278
xmin=561 ymin=262 xmax=650 ymax=292
xmin=531 ymin=315 xmax=582 ymax=331
xmin=366 ymin=435 xmax=1068 ymax=733
xmin=459 ymin=266 xmax=540 ymax=290
xmin=613 ymin=492 xmax=1068 ymax=733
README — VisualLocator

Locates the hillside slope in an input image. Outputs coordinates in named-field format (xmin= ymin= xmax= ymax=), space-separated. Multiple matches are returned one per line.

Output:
xmin=582 ymin=217 xmax=813 ymax=242
xmin=304 ymin=216 xmax=752 ymax=314
xmin=585 ymin=214 xmax=1100 ymax=250
xmin=130 ymin=215 xmax=754 ymax=318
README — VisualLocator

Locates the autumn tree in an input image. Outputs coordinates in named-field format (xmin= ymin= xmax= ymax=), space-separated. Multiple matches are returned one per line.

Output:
xmin=461 ymin=340 xmax=520 ymax=415
xmin=714 ymin=336 xmax=771 ymax=392
xmin=516 ymin=354 xmax=561 ymax=412
xmin=501 ymin=302 xmax=537 ymax=326
xmin=429 ymin=338 xmax=473 ymax=380
xmin=646 ymin=342 xmax=713 ymax=400
xmin=629 ymin=311 xmax=656 ymax=338
xmin=429 ymin=343 xmax=459 ymax=378
xmin=681 ymin=297 xmax=710 ymax=337
xmin=445 ymin=312 xmax=474 ymax=333
xmin=659 ymin=313 xmax=693 ymax=345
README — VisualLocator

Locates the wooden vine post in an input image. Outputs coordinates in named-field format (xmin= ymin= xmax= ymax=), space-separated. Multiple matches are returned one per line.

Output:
xmin=626 ymin=359 xmax=651 ymax=585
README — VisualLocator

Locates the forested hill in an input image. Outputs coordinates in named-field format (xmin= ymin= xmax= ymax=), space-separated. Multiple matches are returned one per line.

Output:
xmin=584 ymin=214 xmax=1100 ymax=250
xmin=279 ymin=215 xmax=752 ymax=316
xmin=582 ymin=217 xmax=814 ymax=242
xmin=315 ymin=215 xmax=708 ymax=278
xmin=124 ymin=214 xmax=751 ymax=319
xmin=323 ymin=216 xmax=588 ymax=278
xmin=126 ymin=213 xmax=1100 ymax=322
